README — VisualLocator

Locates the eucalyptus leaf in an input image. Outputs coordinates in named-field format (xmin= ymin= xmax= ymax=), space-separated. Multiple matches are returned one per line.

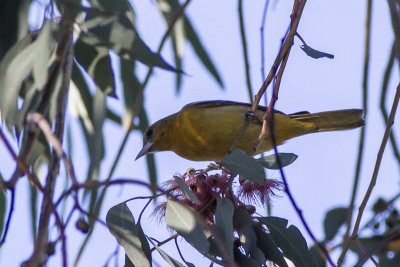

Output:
xmin=148 ymin=238 xmax=185 ymax=267
xmin=75 ymin=38 xmax=116 ymax=96
xmin=233 ymin=247 xmax=262 ymax=267
xmin=233 ymin=207 xmax=256 ymax=254
xmin=254 ymin=226 xmax=288 ymax=267
xmin=222 ymin=149 xmax=265 ymax=184
xmin=157 ymin=0 xmax=223 ymax=92
xmin=213 ymin=197 xmax=234 ymax=259
xmin=106 ymin=203 xmax=151 ymax=267
xmin=83 ymin=5 xmax=177 ymax=72
xmin=0 ymin=21 xmax=52 ymax=121
xmin=323 ymin=207 xmax=348 ymax=241
xmin=0 ymin=189 xmax=6 ymax=238
xmin=165 ymin=200 xmax=209 ymax=252
xmin=120 ymin=58 xmax=158 ymax=193
xmin=300 ymin=44 xmax=334 ymax=59
xmin=184 ymin=16 xmax=224 ymax=88
xmin=257 ymin=153 xmax=298 ymax=169
xmin=173 ymin=176 xmax=200 ymax=204
xmin=259 ymin=216 xmax=316 ymax=267
xmin=156 ymin=0 xmax=186 ymax=93
xmin=310 ymin=245 xmax=326 ymax=267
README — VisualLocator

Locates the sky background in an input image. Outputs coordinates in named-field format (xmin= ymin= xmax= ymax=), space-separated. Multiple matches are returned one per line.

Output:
xmin=0 ymin=0 xmax=399 ymax=266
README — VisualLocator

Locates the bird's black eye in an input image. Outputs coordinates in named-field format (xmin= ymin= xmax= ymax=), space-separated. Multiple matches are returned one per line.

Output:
xmin=146 ymin=128 xmax=153 ymax=137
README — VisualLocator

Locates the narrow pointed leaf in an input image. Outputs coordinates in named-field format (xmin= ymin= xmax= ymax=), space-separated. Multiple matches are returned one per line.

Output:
xmin=83 ymin=5 xmax=178 ymax=72
xmin=0 ymin=21 xmax=52 ymax=121
xmin=222 ymin=149 xmax=265 ymax=184
xmin=257 ymin=153 xmax=298 ymax=169
xmin=184 ymin=16 xmax=223 ymax=87
xmin=148 ymin=238 xmax=185 ymax=267
xmin=213 ymin=197 xmax=234 ymax=259
xmin=310 ymin=245 xmax=327 ymax=267
xmin=165 ymin=200 xmax=209 ymax=252
xmin=254 ymin=226 xmax=288 ymax=267
xmin=173 ymin=176 xmax=200 ymax=203
xmin=323 ymin=207 xmax=348 ymax=241
xmin=75 ymin=39 xmax=116 ymax=96
xmin=300 ymin=44 xmax=334 ymax=59
xmin=259 ymin=217 xmax=316 ymax=267
xmin=106 ymin=203 xmax=151 ymax=267
xmin=0 ymin=188 xmax=6 ymax=238
xmin=233 ymin=207 xmax=256 ymax=254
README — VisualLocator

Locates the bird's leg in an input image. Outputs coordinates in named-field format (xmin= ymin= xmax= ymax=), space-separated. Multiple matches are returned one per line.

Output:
xmin=244 ymin=111 xmax=263 ymax=125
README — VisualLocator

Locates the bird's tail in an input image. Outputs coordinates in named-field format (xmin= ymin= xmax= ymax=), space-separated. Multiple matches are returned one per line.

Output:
xmin=289 ymin=109 xmax=365 ymax=132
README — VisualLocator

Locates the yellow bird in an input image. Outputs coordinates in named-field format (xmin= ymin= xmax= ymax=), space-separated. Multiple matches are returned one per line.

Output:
xmin=136 ymin=100 xmax=364 ymax=161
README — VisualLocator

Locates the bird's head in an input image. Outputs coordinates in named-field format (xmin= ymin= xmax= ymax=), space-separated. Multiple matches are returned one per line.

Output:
xmin=135 ymin=114 xmax=175 ymax=160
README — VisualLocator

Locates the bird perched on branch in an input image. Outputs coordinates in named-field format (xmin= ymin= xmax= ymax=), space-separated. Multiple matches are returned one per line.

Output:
xmin=136 ymin=100 xmax=365 ymax=161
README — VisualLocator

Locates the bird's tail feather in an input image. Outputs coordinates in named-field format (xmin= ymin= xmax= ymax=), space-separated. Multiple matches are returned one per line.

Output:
xmin=290 ymin=109 xmax=365 ymax=132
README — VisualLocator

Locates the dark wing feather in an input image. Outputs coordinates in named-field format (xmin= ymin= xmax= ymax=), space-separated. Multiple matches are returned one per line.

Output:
xmin=184 ymin=100 xmax=286 ymax=114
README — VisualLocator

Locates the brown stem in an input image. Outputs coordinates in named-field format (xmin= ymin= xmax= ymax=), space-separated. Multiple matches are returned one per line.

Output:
xmin=338 ymin=83 xmax=400 ymax=265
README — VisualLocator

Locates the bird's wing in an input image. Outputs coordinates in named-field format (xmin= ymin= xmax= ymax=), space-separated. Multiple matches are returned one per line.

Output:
xmin=183 ymin=100 xmax=286 ymax=115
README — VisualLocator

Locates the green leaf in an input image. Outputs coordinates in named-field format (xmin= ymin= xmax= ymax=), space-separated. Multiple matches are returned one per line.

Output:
xmin=233 ymin=247 xmax=262 ymax=267
xmin=75 ymin=38 xmax=116 ymax=96
xmin=213 ymin=197 xmax=234 ymax=259
xmin=120 ymin=58 xmax=158 ymax=194
xmin=173 ymin=175 xmax=200 ymax=204
xmin=254 ymin=226 xmax=288 ymax=267
xmin=120 ymin=58 xmax=140 ymax=130
xmin=85 ymin=89 xmax=106 ymax=217
xmin=29 ymin=183 xmax=38 ymax=241
xmin=148 ymin=238 xmax=185 ymax=267
xmin=323 ymin=207 xmax=348 ymax=241
xmin=83 ymin=4 xmax=177 ymax=72
xmin=257 ymin=153 xmax=298 ymax=169
xmin=250 ymin=247 xmax=267 ymax=265
xmin=70 ymin=63 xmax=95 ymax=140
xmin=222 ymin=149 xmax=265 ymax=184
xmin=300 ymin=44 xmax=334 ymax=59
xmin=184 ymin=16 xmax=224 ymax=88
xmin=91 ymin=0 xmax=131 ymax=12
xmin=106 ymin=203 xmax=151 ymax=267
xmin=0 ymin=188 xmax=6 ymax=239
xmin=233 ymin=207 xmax=256 ymax=254
xmin=0 ymin=21 xmax=52 ymax=121
xmin=259 ymin=217 xmax=316 ymax=267
xmin=309 ymin=245 xmax=326 ymax=267
xmin=136 ymin=222 xmax=152 ymax=263
xmin=156 ymin=0 xmax=186 ymax=93
xmin=157 ymin=0 xmax=223 ymax=90
xmin=0 ymin=0 xmax=30 ymax=60
xmin=165 ymin=200 xmax=209 ymax=252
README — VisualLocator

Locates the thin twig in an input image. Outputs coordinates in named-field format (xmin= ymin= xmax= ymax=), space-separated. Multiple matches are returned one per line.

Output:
xmin=251 ymin=0 xmax=307 ymax=112
xmin=341 ymin=0 xmax=372 ymax=262
xmin=238 ymin=0 xmax=254 ymax=103
xmin=26 ymin=113 xmax=78 ymax=185
xmin=260 ymin=0 xmax=270 ymax=83
xmin=149 ymin=234 xmax=179 ymax=253
xmin=338 ymin=83 xmax=400 ymax=265
xmin=229 ymin=0 xmax=306 ymax=154
xmin=175 ymin=238 xmax=190 ymax=266
xmin=380 ymin=42 xmax=400 ymax=164
xmin=0 ymin=129 xmax=43 ymax=191
xmin=354 ymin=238 xmax=379 ymax=267
xmin=0 ymin=188 xmax=15 ymax=245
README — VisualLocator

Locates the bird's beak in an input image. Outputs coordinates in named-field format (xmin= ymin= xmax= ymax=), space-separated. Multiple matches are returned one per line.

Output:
xmin=135 ymin=141 xmax=154 ymax=160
